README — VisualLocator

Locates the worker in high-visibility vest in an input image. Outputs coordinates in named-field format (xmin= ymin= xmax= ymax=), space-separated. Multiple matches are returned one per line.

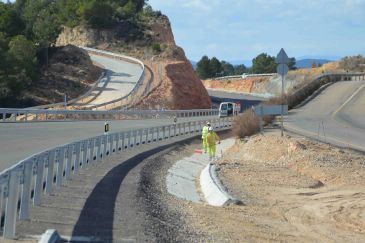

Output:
xmin=201 ymin=122 xmax=210 ymax=153
xmin=207 ymin=127 xmax=220 ymax=160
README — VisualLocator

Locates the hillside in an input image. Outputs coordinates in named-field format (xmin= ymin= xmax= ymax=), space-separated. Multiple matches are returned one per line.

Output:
xmin=0 ymin=44 xmax=101 ymax=108
xmin=0 ymin=1 xmax=211 ymax=109
xmin=56 ymin=14 xmax=211 ymax=110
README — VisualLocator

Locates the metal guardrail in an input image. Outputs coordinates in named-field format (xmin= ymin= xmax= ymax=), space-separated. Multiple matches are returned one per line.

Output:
xmin=28 ymin=71 xmax=106 ymax=109
xmin=215 ymin=73 xmax=277 ymax=80
xmin=79 ymin=47 xmax=146 ymax=110
xmin=0 ymin=117 xmax=233 ymax=239
xmin=0 ymin=108 xmax=219 ymax=123
xmin=289 ymin=72 xmax=365 ymax=105
xmin=29 ymin=47 xmax=145 ymax=110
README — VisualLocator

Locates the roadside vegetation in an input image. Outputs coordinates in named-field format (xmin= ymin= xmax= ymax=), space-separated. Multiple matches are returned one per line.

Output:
xmin=195 ymin=53 xmax=295 ymax=79
xmin=195 ymin=56 xmax=248 ymax=79
xmin=0 ymin=0 xmax=156 ymax=107
xmin=339 ymin=55 xmax=365 ymax=72
xmin=233 ymin=110 xmax=260 ymax=139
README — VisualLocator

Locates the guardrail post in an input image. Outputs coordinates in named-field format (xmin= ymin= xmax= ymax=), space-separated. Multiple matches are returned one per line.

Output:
xmin=20 ymin=161 xmax=32 ymax=220
xmin=168 ymin=125 xmax=171 ymax=138
xmin=133 ymin=130 xmax=137 ymax=145
xmin=157 ymin=127 xmax=161 ymax=140
xmin=3 ymin=170 xmax=20 ymax=239
xmin=128 ymin=131 xmax=133 ymax=147
xmin=110 ymin=135 xmax=115 ymax=153
xmin=121 ymin=133 xmax=126 ymax=149
xmin=96 ymin=137 xmax=102 ymax=162
xmin=163 ymin=126 xmax=166 ymax=139
xmin=74 ymin=142 xmax=81 ymax=173
xmin=65 ymin=145 xmax=73 ymax=180
xmin=45 ymin=151 xmax=55 ymax=194
xmin=81 ymin=141 xmax=88 ymax=167
xmin=56 ymin=148 xmax=65 ymax=187
xmin=139 ymin=129 xmax=143 ymax=145
xmin=146 ymin=129 xmax=151 ymax=143
xmin=102 ymin=135 xmax=108 ymax=157
xmin=89 ymin=139 xmax=96 ymax=163
xmin=33 ymin=155 xmax=44 ymax=206
xmin=115 ymin=134 xmax=121 ymax=152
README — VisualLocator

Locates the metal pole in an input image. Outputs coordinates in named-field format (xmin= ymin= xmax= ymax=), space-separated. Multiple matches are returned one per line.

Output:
xmin=281 ymin=74 xmax=284 ymax=137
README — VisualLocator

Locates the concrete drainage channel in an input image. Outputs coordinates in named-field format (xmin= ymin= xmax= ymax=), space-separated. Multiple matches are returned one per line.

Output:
xmin=167 ymin=138 xmax=240 ymax=206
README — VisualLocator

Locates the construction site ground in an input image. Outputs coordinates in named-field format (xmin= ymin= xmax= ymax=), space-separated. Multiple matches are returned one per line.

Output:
xmin=181 ymin=129 xmax=365 ymax=242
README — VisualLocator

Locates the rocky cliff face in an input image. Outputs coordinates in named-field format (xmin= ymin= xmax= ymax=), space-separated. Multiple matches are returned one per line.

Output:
xmin=56 ymin=15 xmax=211 ymax=109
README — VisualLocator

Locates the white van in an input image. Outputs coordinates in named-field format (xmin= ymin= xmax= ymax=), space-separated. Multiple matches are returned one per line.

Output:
xmin=219 ymin=102 xmax=240 ymax=117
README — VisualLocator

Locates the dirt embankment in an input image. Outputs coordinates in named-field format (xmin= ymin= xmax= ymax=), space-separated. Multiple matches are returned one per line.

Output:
xmin=203 ymin=77 xmax=270 ymax=93
xmin=183 ymin=134 xmax=365 ymax=242
xmin=203 ymin=62 xmax=343 ymax=97
xmin=252 ymin=62 xmax=342 ymax=95
xmin=25 ymin=45 xmax=102 ymax=106
xmin=56 ymin=15 xmax=211 ymax=110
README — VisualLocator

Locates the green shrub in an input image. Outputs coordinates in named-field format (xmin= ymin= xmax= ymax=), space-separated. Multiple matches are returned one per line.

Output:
xmin=152 ymin=43 xmax=161 ymax=53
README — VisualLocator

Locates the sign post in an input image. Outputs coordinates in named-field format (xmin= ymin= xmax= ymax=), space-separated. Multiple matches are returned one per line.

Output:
xmin=276 ymin=48 xmax=289 ymax=137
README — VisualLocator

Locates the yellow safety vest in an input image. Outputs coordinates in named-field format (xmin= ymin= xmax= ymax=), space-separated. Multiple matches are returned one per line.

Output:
xmin=207 ymin=132 xmax=220 ymax=146
xmin=202 ymin=126 xmax=209 ymax=139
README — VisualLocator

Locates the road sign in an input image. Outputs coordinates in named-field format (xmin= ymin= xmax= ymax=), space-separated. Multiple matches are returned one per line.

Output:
xmin=254 ymin=105 xmax=288 ymax=117
xmin=276 ymin=48 xmax=289 ymax=64
xmin=277 ymin=63 xmax=289 ymax=76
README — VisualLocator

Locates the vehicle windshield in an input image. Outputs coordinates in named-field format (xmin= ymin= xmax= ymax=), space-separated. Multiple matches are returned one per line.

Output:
xmin=220 ymin=104 xmax=228 ymax=110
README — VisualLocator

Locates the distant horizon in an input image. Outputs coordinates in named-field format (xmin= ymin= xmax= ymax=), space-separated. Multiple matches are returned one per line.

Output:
xmin=189 ymin=56 xmax=341 ymax=66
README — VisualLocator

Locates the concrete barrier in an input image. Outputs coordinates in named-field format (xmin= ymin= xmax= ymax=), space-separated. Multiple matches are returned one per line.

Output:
xmin=200 ymin=164 xmax=239 ymax=206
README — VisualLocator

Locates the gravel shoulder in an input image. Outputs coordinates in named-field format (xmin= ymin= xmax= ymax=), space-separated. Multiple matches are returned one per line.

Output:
xmin=182 ymin=133 xmax=365 ymax=242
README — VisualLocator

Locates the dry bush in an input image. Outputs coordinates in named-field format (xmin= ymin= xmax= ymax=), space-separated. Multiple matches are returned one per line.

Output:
xmin=340 ymin=55 xmax=365 ymax=72
xmin=233 ymin=110 xmax=260 ymax=138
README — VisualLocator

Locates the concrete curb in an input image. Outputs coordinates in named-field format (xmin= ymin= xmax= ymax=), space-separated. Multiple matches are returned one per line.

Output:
xmin=39 ymin=229 xmax=61 ymax=243
xmin=200 ymin=162 xmax=240 ymax=206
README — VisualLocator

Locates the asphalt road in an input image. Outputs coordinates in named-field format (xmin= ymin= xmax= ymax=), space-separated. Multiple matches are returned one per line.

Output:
xmin=0 ymin=116 xmax=216 ymax=172
xmin=285 ymin=80 xmax=365 ymax=152
xmin=207 ymin=89 xmax=269 ymax=101
xmin=81 ymin=54 xmax=142 ymax=107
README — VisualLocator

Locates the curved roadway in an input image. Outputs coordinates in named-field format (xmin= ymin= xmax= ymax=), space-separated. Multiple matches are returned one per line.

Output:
xmin=285 ymin=80 xmax=365 ymax=152
xmin=0 ymin=116 xmax=216 ymax=172
xmin=80 ymin=53 xmax=142 ymax=107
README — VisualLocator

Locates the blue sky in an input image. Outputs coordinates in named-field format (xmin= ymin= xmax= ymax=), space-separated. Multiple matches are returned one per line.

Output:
xmin=149 ymin=0 xmax=365 ymax=62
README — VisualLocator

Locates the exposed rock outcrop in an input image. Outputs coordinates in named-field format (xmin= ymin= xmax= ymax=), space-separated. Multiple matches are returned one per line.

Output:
xmin=56 ymin=15 xmax=211 ymax=109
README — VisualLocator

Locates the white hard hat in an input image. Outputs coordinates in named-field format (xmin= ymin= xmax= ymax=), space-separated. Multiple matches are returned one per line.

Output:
xmin=208 ymin=127 xmax=213 ymax=131
xmin=206 ymin=121 xmax=211 ymax=125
